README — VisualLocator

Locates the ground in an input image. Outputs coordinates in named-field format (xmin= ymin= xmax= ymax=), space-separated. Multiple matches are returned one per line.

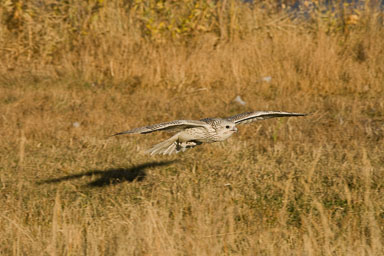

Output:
xmin=0 ymin=1 xmax=383 ymax=255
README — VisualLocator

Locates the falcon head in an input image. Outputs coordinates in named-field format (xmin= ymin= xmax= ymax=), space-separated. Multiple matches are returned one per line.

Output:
xmin=216 ymin=119 xmax=237 ymax=141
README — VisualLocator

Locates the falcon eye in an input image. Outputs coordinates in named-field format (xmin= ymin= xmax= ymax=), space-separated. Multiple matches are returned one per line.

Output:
xmin=225 ymin=125 xmax=230 ymax=129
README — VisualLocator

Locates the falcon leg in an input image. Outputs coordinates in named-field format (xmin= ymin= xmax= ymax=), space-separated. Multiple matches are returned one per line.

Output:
xmin=176 ymin=140 xmax=202 ymax=152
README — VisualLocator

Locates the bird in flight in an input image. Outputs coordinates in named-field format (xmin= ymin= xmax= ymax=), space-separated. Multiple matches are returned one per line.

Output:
xmin=112 ymin=111 xmax=306 ymax=155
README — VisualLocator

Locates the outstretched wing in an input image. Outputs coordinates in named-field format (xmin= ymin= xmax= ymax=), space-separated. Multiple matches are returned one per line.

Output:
xmin=226 ymin=111 xmax=307 ymax=125
xmin=112 ymin=120 xmax=210 ymax=136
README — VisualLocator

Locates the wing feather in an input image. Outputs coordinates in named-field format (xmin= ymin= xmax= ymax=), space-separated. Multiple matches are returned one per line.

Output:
xmin=112 ymin=120 xmax=210 ymax=136
xmin=226 ymin=111 xmax=307 ymax=125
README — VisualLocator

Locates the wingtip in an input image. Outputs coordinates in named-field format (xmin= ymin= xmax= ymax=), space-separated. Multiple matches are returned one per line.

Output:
xmin=285 ymin=112 xmax=308 ymax=116
xmin=110 ymin=131 xmax=132 ymax=137
xmin=273 ymin=111 xmax=308 ymax=117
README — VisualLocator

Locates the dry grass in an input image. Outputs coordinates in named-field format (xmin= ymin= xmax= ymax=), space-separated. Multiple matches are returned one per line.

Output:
xmin=1 ymin=1 xmax=384 ymax=255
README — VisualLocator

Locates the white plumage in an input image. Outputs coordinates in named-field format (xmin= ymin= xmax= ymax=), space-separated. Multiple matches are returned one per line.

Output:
xmin=113 ymin=111 xmax=306 ymax=155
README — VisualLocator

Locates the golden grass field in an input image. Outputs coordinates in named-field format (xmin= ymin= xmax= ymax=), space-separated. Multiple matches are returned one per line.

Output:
xmin=1 ymin=1 xmax=384 ymax=255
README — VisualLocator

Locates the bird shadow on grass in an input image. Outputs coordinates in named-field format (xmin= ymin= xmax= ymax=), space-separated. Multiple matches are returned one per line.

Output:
xmin=38 ymin=161 xmax=176 ymax=188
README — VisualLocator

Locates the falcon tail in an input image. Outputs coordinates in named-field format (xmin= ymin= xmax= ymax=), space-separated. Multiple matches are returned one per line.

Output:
xmin=146 ymin=135 xmax=181 ymax=155
xmin=146 ymin=135 xmax=202 ymax=155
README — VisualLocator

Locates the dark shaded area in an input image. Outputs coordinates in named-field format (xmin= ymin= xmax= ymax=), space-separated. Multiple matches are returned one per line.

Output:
xmin=38 ymin=161 xmax=176 ymax=187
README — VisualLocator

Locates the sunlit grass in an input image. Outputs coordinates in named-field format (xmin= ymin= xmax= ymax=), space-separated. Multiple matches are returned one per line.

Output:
xmin=1 ymin=1 xmax=383 ymax=255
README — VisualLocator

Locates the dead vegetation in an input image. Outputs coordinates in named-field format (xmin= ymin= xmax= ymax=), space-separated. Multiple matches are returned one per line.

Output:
xmin=0 ymin=1 xmax=383 ymax=255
